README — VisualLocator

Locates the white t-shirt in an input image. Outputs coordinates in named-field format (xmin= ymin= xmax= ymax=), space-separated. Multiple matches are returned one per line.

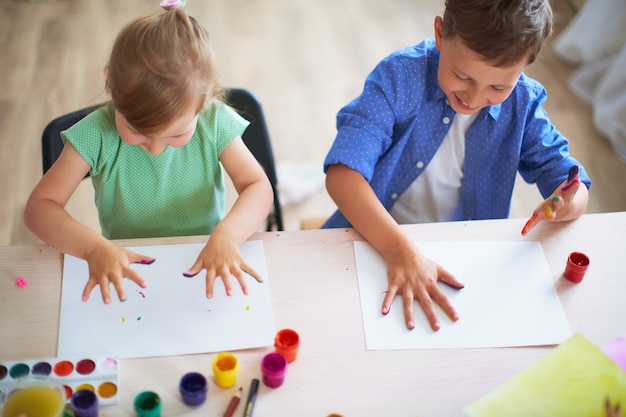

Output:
xmin=390 ymin=112 xmax=477 ymax=224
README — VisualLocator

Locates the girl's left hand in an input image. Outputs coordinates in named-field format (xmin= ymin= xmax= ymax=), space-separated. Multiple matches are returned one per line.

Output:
xmin=183 ymin=232 xmax=263 ymax=297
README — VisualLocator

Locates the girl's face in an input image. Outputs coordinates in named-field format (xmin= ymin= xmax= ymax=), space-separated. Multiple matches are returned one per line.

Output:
xmin=115 ymin=109 xmax=199 ymax=156
xmin=434 ymin=16 xmax=527 ymax=115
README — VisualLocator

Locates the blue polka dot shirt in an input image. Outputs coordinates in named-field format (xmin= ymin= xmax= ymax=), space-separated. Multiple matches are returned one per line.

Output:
xmin=323 ymin=39 xmax=590 ymax=228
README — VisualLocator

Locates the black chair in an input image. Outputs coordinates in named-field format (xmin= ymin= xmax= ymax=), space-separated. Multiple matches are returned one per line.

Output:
xmin=41 ymin=88 xmax=284 ymax=231
xmin=226 ymin=88 xmax=284 ymax=231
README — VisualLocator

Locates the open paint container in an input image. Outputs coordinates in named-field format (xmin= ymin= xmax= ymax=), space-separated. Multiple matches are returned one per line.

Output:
xmin=0 ymin=356 xmax=119 ymax=406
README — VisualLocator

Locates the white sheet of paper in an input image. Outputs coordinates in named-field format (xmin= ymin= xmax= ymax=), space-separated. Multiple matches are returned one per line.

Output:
xmin=58 ymin=241 xmax=275 ymax=359
xmin=354 ymin=241 xmax=572 ymax=349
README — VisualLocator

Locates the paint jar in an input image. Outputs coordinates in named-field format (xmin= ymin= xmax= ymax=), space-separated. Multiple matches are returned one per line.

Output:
xmin=212 ymin=352 xmax=239 ymax=388
xmin=274 ymin=329 xmax=300 ymax=363
xmin=0 ymin=384 xmax=65 ymax=417
xmin=133 ymin=391 xmax=161 ymax=417
xmin=70 ymin=389 xmax=98 ymax=417
xmin=178 ymin=372 xmax=208 ymax=407
xmin=261 ymin=352 xmax=287 ymax=388
xmin=563 ymin=252 xmax=590 ymax=283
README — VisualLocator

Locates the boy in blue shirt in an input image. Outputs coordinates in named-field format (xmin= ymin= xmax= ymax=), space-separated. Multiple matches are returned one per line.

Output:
xmin=323 ymin=0 xmax=590 ymax=331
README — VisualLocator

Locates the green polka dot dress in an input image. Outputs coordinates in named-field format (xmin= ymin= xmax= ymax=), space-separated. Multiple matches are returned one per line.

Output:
xmin=62 ymin=101 xmax=249 ymax=239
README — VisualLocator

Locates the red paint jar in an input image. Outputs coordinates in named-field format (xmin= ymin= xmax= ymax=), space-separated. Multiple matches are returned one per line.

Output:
xmin=563 ymin=252 xmax=590 ymax=283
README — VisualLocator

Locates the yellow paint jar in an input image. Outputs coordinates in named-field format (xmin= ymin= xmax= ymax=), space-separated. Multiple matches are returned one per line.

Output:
xmin=212 ymin=352 xmax=239 ymax=388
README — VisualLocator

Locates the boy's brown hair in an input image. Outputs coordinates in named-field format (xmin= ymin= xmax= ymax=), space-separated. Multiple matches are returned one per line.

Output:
xmin=442 ymin=0 xmax=553 ymax=67
xmin=106 ymin=9 xmax=223 ymax=135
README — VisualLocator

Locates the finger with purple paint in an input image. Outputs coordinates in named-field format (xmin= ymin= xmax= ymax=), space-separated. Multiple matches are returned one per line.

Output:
xmin=183 ymin=231 xmax=263 ymax=298
xmin=81 ymin=244 xmax=148 ymax=304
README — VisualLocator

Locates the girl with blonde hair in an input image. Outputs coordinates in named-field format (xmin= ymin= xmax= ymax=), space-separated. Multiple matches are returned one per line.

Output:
xmin=24 ymin=2 xmax=273 ymax=304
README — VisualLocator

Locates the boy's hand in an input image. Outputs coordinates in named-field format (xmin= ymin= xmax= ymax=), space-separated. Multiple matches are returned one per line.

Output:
xmin=183 ymin=232 xmax=262 ymax=298
xmin=605 ymin=397 xmax=622 ymax=417
xmin=521 ymin=165 xmax=581 ymax=236
xmin=82 ymin=243 xmax=151 ymax=304
xmin=381 ymin=241 xmax=464 ymax=331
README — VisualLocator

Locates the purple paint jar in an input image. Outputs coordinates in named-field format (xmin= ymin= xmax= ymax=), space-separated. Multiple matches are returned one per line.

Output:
xmin=261 ymin=353 xmax=287 ymax=388
xmin=70 ymin=389 xmax=99 ymax=417
xmin=179 ymin=372 xmax=208 ymax=406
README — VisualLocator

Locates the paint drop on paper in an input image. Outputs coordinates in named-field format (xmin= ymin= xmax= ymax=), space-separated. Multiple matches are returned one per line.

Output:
xmin=121 ymin=317 xmax=126 ymax=323
xmin=137 ymin=291 xmax=146 ymax=298
xmin=245 ymin=306 xmax=250 ymax=311
xmin=136 ymin=317 xmax=141 ymax=321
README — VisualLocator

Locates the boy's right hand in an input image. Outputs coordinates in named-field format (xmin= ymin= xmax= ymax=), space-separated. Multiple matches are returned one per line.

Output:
xmin=82 ymin=243 xmax=151 ymax=304
xmin=381 ymin=240 xmax=464 ymax=331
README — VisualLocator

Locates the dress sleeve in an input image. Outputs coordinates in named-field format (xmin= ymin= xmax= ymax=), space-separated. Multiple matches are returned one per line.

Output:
xmin=60 ymin=103 xmax=116 ymax=176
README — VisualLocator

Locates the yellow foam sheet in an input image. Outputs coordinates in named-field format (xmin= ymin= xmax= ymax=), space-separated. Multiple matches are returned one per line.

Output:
xmin=464 ymin=333 xmax=626 ymax=417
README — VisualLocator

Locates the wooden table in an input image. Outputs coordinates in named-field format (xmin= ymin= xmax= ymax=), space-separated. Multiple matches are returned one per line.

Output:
xmin=1 ymin=212 xmax=625 ymax=416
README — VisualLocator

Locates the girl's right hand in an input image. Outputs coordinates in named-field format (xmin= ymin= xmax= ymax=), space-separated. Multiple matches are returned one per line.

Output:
xmin=82 ymin=243 xmax=152 ymax=304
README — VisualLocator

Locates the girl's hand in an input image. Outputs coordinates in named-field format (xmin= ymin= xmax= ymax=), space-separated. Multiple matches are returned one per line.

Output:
xmin=521 ymin=165 xmax=582 ymax=236
xmin=381 ymin=240 xmax=464 ymax=331
xmin=82 ymin=243 xmax=151 ymax=304
xmin=184 ymin=232 xmax=262 ymax=298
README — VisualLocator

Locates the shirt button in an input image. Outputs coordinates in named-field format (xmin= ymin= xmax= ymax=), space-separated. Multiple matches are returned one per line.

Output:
xmin=416 ymin=161 xmax=424 ymax=169
xmin=391 ymin=193 xmax=398 ymax=200
xmin=443 ymin=116 xmax=451 ymax=124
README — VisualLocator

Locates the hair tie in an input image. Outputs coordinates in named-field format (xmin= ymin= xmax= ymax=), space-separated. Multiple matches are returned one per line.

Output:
xmin=160 ymin=0 xmax=186 ymax=10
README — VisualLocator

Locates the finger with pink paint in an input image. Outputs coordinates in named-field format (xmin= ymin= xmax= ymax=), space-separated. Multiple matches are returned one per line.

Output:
xmin=560 ymin=165 xmax=580 ymax=192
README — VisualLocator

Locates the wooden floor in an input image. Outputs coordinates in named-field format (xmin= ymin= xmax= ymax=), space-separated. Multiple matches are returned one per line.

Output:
xmin=1 ymin=0 xmax=624 ymax=246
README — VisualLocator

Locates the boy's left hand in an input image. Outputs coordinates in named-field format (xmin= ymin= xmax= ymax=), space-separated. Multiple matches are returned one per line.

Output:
xmin=183 ymin=232 xmax=263 ymax=297
xmin=521 ymin=166 xmax=581 ymax=236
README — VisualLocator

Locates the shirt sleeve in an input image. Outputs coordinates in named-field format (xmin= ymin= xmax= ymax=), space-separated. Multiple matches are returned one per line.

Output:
xmin=324 ymin=54 xmax=411 ymax=182
xmin=518 ymin=84 xmax=591 ymax=197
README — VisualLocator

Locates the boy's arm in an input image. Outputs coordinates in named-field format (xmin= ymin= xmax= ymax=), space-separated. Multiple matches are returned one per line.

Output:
xmin=325 ymin=163 xmax=463 ymax=331
xmin=23 ymin=142 xmax=149 ymax=302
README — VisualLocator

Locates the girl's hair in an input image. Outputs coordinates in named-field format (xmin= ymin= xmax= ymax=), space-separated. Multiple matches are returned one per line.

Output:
xmin=105 ymin=9 xmax=223 ymax=135
xmin=441 ymin=0 xmax=553 ymax=67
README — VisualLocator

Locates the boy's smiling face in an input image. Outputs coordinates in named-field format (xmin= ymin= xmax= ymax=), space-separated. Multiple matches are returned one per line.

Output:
xmin=434 ymin=16 xmax=528 ymax=115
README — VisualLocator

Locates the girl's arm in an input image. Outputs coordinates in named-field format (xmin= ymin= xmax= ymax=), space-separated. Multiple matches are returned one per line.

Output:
xmin=25 ymin=142 xmax=102 ymax=255
xmin=325 ymin=163 xmax=464 ymax=331
xmin=184 ymin=137 xmax=273 ymax=297
xmin=24 ymin=142 xmax=149 ymax=303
